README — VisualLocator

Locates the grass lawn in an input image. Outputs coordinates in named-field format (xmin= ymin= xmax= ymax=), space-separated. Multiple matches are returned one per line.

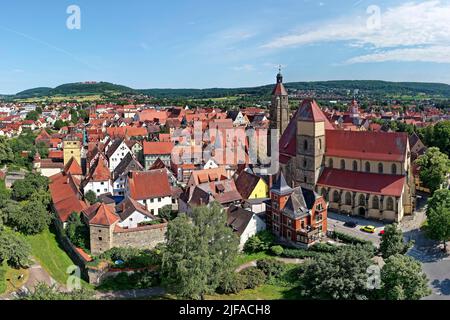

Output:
xmin=25 ymin=228 xmax=79 ymax=285
xmin=235 ymin=252 xmax=272 ymax=266
xmin=206 ymin=284 xmax=301 ymax=300
xmin=0 ymin=263 xmax=29 ymax=295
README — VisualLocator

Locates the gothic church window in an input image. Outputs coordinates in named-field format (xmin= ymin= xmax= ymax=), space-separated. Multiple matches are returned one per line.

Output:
xmin=353 ymin=161 xmax=358 ymax=171
xmin=372 ymin=196 xmax=379 ymax=209
xmin=359 ymin=194 xmax=365 ymax=206
xmin=340 ymin=160 xmax=346 ymax=170
xmin=378 ymin=163 xmax=383 ymax=174
xmin=333 ymin=191 xmax=340 ymax=202
xmin=365 ymin=162 xmax=371 ymax=172
xmin=387 ymin=197 xmax=394 ymax=211
xmin=345 ymin=192 xmax=352 ymax=205
xmin=391 ymin=164 xmax=397 ymax=175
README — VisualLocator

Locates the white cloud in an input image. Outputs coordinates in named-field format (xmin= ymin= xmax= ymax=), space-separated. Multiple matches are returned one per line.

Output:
xmin=261 ymin=1 xmax=450 ymax=64
xmin=232 ymin=64 xmax=255 ymax=71
xmin=346 ymin=45 xmax=450 ymax=64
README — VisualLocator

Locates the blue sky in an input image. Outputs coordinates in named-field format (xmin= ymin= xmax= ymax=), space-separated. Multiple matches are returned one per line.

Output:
xmin=1 ymin=0 xmax=449 ymax=94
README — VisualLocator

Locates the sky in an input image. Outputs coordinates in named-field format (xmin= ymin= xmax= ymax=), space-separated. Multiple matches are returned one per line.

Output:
xmin=0 ymin=0 xmax=450 ymax=94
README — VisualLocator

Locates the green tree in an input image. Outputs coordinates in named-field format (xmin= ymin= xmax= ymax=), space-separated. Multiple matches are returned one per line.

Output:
xmin=19 ymin=283 xmax=94 ymax=300
xmin=65 ymin=212 xmax=90 ymax=250
xmin=84 ymin=190 xmax=98 ymax=205
xmin=53 ymin=119 xmax=66 ymax=130
xmin=381 ymin=254 xmax=430 ymax=300
xmin=0 ymin=229 xmax=31 ymax=268
xmin=8 ymin=200 xmax=51 ymax=235
xmin=161 ymin=202 xmax=239 ymax=299
xmin=380 ymin=223 xmax=413 ymax=259
xmin=426 ymin=189 xmax=450 ymax=251
xmin=415 ymin=147 xmax=450 ymax=193
xmin=299 ymin=245 xmax=374 ymax=300
xmin=12 ymin=172 xmax=49 ymax=202
xmin=25 ymin=111 xmax=39 ymax=121
xmin=0 ymin=136 xmax=13 ymax=164
xmin=159 ymin=205 xmax=175 ymax=221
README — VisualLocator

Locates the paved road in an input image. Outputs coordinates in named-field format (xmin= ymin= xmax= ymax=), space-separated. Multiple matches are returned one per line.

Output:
xmin=327 ymin=211 xmax=385 ymax=245
xmin=95 ymin=287 xmax=166 ymax=300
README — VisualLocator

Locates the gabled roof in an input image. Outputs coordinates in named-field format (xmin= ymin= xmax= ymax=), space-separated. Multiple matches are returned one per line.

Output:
xmin=112 ymin=153 xmax=143 ymax=181
xmin=150 ymin=158 xmax=167 ymax=170
xmin=115 ymin=197 xmax=157 ymax=221
xmin=227 ymin=205 xmax=255 ymax=236
xmin=87 ymin=203 xmax=119 ymax=226
xmin=317 ymin=168 xmax=406 ymax=197
xmin=64 ymin=157 xmax=83 ymax=176
xmin=87 ymin=154 xmax=110 ymax=182
xmin=235 ymin=170 xmax=264 ymax=199
xmin=128 ymin=169 xmax=172 ymax=200
xmin=325 ymin=130 xmax=408 ymax=162
xmin=143 ymin=141 xmax=174 ymax=155
xmin=105 ymin=138 xmax=125 ymax=159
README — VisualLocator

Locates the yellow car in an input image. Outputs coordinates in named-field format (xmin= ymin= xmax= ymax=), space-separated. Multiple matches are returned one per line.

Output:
xmin=360 ymin=225 xmax=376 ymax=233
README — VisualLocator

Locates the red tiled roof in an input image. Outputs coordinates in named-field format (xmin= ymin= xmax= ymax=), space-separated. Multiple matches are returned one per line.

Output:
xmin=298 ymin=99 xmax=334 ymax=128
xmin=90 ymin=155 xmax=110 ymax=181
xmin=128 ymin=169 xmax=172 ymax=200
xmin=48 ymin=150 xmax=63 ymax=159
xmin=64 ymin=157 xmax=83 ymax=176
xmin=325 ymin=130 xmax=408 ymax=162
xmin=143 ymin=141 xmax=174 ymax=155
xmin=317 ymin=168 xmax=405 ymax=197
xmin=49 ymin=173 xmax=87 ymax=222
xmin=272 ymin=82 xmax=288 ymax=96
xmin=88 ymin=203 xmax=119 ymax=226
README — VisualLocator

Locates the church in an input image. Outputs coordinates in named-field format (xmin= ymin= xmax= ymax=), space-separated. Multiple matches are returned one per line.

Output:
xmin=269 ymin=70 xmax=415 ymax=223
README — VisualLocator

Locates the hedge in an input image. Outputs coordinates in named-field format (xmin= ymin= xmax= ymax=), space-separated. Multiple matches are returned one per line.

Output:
xmin=329 ymin=231 xmax=374 ymax=246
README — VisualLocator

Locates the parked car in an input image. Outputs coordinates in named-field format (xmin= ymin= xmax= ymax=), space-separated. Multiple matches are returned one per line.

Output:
xmin=360 ymin=225 xmax=376 ymax=233
xmin=344 ymin=221 xmax=357 ymax=228
xmin=378 ymin=229 xmax=385 ymax=236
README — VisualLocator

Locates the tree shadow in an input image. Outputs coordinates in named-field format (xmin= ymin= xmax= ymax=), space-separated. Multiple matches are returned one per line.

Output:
xmin=403 ymin=228 xmax=449 ymax=263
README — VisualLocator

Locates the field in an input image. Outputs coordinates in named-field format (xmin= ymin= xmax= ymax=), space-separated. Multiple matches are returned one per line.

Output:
xmin=25 ymin=228 xmax=78 ymax=285
xmin=16 ymin=94 xmax=103 ymax=103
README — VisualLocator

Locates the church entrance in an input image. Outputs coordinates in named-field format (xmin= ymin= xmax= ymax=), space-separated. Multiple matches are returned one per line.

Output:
xmin=358 ymin=207 xmax=366 ymax=216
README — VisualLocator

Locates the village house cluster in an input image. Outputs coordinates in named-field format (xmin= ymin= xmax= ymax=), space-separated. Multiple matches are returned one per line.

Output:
xmin=1 ymin=72 xmax=447 ymax=263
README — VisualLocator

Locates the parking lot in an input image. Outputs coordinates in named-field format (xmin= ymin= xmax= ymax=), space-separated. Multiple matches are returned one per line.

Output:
xmin=327 ymin=211 xmax=386 ymax=245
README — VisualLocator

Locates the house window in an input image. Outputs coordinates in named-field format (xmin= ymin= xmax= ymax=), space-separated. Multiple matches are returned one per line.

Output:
xmin=96 ymin=189 xmax=100 ymax=193
xmin=303 ymin=159 xmax=307 ymax=168
xmin=359 ymin=194 xmax=365 ymax=206
xmin=365 ymin=162 xmax=371 ymax=172
xmin=340 ymin=160 xmax=346 ymax=170
xmin=304 ymin=140 xmax=308 ymax=151
xmin=372 ymin=196 xmax=379 ymax=209
xmin=98 ymin=237 xmax=102 ymax=241
xmin=318 ymin=139 xmax=322 ymax=150
xmin=378 ymin=163 xmax=383 ymax=174
xmin=345 ymin=192 xmax=352 ymax=205
xmin=287 ymin=230 xmax=291 ymax=239
xmin=287 ymin=219 xmax=292 ymax=227
xmin=391 ymin=164 xmax=397 ymax=175
xmin=333 ymin=191 xmax=340 ymax=202
xmin=353 ymin=161 xmax=358 ymax=171
xmin=387 ymin=197 xmax=394 ymax=211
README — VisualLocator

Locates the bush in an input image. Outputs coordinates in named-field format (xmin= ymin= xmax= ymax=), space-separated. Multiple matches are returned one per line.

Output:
xmin=218 ymin=272 xmax=247 ymax=294
xmin=270 ymin=245 xmax=284 ymax=256
xmin=99 ymin=247 xmax=161 ymax=268
xmin=240 ymin=267 xmax=266 ymax=289
xmin=309 ymin=243 xmax=339 ymax=253
xmin=281 ymin=248 xmax=322 ymax=259
xmin=97 ymin=270 xmax=160 ymax=291
xmin=330 ymin=231 xmax=373 ymax=246
xmin=256 ymin=258 xmax=285 ymax=279
xmin=243 ymin=231 xmax=275 ymax=253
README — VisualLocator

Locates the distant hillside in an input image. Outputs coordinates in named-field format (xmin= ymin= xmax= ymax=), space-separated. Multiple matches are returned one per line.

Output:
xmin=4 ymin=80 xmax=450 ymax=100
xmin=13 ymin=82 xmax=136 ymax=99
xmin=138 ymin=80 xmax=450 ymax=99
